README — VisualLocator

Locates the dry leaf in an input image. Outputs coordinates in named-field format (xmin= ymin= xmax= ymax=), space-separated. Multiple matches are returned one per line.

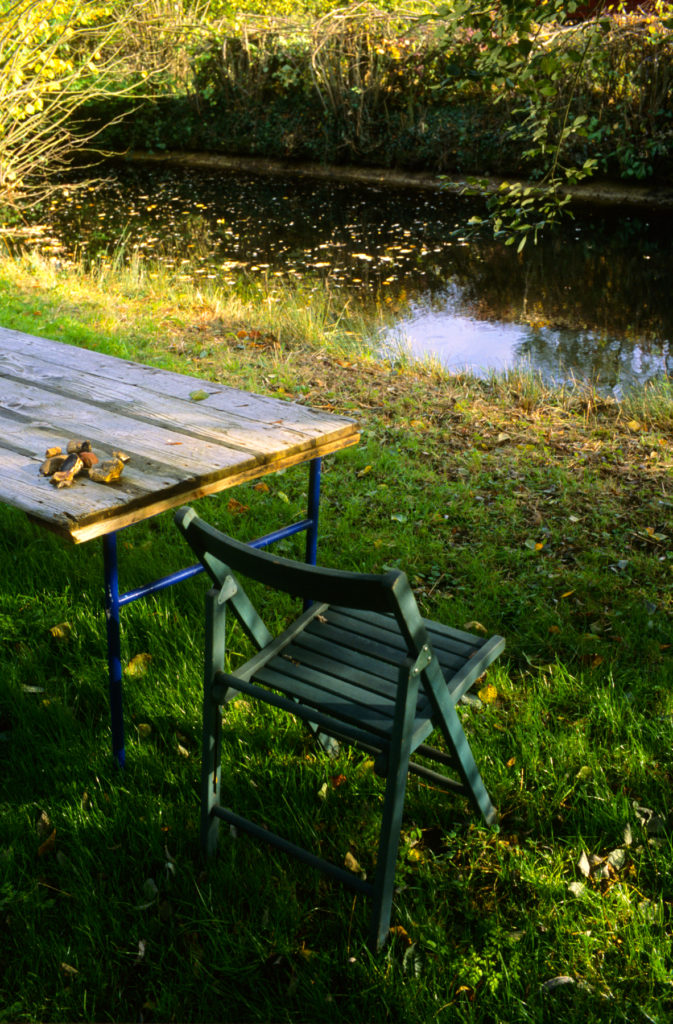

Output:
xmin=464 ymin=620 xmax=487 ymax=634
xmin=49 ymin=621 xmax=72 ymax=641
xmin=330 ymin=774 xmax=347 ymax=788
xmin=477 ymin=682 xmax=498 ymax=704
xmin=227 ymin=498 xmax=249 ymax=515
xmin=388 ymin=925 xmax=412 ymax=947
xmin=38 ymin=828 xmax=57 ymax=858
xmin=344 ymin=851 xmax=365 ymax=878
xmin=125 ymin=652 xmax=152 ymax=677
xmin=577 ymin=851 xmax=591 ymax=878
xmin=253 ymin=482 xmax=269 ymax=493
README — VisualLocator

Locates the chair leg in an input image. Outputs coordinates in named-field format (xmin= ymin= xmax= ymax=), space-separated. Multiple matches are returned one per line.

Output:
xmin=429 ymin=681 xmax=497 ymax=825
xmin=368 ymin=658 xmax=420 ymax=951
xmin=202 ymin=589 xmax=226 ymax=857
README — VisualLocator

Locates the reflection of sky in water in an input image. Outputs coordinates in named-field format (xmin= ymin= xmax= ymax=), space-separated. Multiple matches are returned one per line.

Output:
xmin=385 ymin=294 xmax=673 ymax=394
xmin=29 ymin=165 xmax=673 ymax=390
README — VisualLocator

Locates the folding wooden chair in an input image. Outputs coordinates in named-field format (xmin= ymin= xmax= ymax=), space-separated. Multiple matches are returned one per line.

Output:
xmin=175 ymin=506 xmax=505 ymax=950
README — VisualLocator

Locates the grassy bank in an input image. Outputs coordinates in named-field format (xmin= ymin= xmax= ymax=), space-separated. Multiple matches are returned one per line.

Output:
xmin=1 ymin=253 xmax=673 ymax=1022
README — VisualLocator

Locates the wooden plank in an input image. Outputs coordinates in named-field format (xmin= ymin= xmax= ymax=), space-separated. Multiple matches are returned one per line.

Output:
xmin=0 ymin=346 xmax=349 ymax=457
xmin=0 ymin=328 xmax=357 ymax=440
xmin=0 ymin=378 xmax=265 ymax=474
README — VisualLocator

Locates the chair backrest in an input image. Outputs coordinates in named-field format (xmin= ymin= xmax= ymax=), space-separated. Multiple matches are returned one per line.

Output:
xmin=176 ymin=506 xmax=408 ymax=614
xmin=175 ymin=505 xmax=436 ymax=670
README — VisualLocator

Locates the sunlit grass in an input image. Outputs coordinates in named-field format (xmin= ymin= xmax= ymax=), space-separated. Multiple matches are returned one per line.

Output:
xmin=1 ymin=250 xmax=673 ymax=1022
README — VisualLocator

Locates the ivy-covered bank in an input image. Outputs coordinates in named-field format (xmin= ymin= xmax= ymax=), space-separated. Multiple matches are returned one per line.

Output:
xmin=88 ymin=4 xmax=673 ymax=186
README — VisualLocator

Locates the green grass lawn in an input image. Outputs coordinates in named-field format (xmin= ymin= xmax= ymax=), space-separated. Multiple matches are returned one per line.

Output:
xmin=1 ymin=253 xmax=673 ymax=1022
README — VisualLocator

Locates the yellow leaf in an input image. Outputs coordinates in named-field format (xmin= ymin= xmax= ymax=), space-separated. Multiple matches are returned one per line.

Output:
xmin=627 ymin=419 xmax=641 ymax=431
xmin=560 ymin=590 xmax=575 ymax=599
xmin=49 ymin=621 xmax=72 ymax=641
xmin=478 ymin=682 xmax=498 ymax=704
xmin=125 ymin=653 xmax=152 ymax=677
xmin=464 ymin=620 xmax=487 ymax=634
xmin=356 ymin=465 xmax=372 ymax=478
xmin=344 ymin=851 xmax=365 ymax=877
xmin=137 ymin=723 xmax=152 ymax=739
xmin=388 ymin=925 xmax=412 ymax=946
xmin=253 ymin=482 xmax=269 ymax=493
xmin=506 ymin=756 xmax=516 ymax=768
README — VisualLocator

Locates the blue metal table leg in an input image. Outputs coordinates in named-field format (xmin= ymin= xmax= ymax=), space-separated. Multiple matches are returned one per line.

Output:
xmin=103 ymin=532 xmax=125 ymax=768
xmin=305 ymin=457 xmax=322 ymax=566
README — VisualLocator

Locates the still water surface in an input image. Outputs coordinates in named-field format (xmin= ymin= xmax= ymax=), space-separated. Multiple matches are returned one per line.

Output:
xmin=33 ymin=164 xmax=673 ymax=392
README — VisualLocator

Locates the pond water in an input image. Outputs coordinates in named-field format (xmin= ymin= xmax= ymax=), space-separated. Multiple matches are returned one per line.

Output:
xmin=29 ymin=163 xmax=673 ymax=392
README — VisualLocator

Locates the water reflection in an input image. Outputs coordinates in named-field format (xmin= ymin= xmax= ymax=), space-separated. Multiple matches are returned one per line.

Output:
xmin=28 ymin=163 xmax=673 ymax=390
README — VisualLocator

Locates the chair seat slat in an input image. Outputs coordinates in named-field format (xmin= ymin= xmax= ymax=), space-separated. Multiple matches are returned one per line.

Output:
xmin=255 ymin=664 xmax=397 ymax=738
xmin=332 ymin=606 xmax=488 ymax=662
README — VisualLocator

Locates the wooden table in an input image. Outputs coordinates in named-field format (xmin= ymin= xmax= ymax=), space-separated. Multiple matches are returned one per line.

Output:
xmin=0 ymin=327 xmax=359 ymax=764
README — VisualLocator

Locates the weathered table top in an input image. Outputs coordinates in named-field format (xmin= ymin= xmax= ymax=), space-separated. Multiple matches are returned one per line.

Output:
xmin=0 ymin=328 xmax=359 ymax=544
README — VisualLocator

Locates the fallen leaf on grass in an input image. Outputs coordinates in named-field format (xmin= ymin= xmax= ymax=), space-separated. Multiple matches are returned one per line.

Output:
xmin=38 ymin=829 xmax=56 ymax=858
xmin=49 ymin=622 xmax=72 ymax=641
xmin=60 ymin=963 xmax=78 ymax=978
xmin=137 ymin=723 xmax=152 ymax=739
xmin=388 ymin=925 xmax=412 ymax=947
xmin=227 ymin=498 xmax=249 ymax=515
xmin=344 ymin=851 xmax=366 ymax=878
xmin=464 ymin=621 xmax=487 ymax=634
xmin=253 ymin=482 xmax=269 ymax=493
xmin=542 ymin=976 xmax=576 ymax=992
xmin=125 ymin=653 xmax=152 ymax=677
xmin=330 ymin=773 xmax=347 ymax=788
xmin=477 ymin=682 xmax=498 ymax=704
xmin=578 ymin=851 xmax=591 ymax=878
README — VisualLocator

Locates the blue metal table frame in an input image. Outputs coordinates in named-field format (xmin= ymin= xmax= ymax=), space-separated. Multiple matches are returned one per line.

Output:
xmin=103 ymin=458 xmax=323 ymax=767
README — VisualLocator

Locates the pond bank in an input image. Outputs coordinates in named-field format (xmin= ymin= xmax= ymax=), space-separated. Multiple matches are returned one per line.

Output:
xmin=126 ymin=150 xmax=673 ymax=213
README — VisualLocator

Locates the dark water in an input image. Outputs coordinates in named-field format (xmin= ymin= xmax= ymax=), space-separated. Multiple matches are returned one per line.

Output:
xmin=31 ymin=163 xmax=673 ymax=392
